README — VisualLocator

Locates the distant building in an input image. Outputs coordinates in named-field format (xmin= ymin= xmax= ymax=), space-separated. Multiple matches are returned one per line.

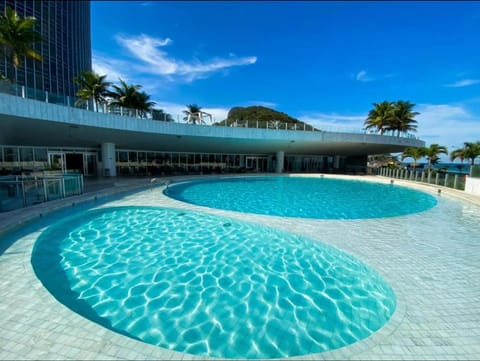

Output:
xmin=0 ymin=0 xmax=91 ymax=98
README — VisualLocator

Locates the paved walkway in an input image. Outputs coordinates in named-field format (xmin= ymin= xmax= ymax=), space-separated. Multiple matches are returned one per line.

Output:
xmin=1 ymin=174 xmax=480 ymax=360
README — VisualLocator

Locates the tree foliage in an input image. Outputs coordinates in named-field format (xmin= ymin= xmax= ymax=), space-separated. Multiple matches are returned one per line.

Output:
xmin=451 ymin=142 xmax=480 ymax=165
xmin=73 ymin=71 xmax=111 ymax=111
xmin=365 ymin=100 xmax=419 ymax=136
xmin=213 ymin=105 xmax=316 ymax=130
xmin=108 ymin=78 xmax=156 ymax=117
xmin=0 ymin=6 xmax=42 ymax=82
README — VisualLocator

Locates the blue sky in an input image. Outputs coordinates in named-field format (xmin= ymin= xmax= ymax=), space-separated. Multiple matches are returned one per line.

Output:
xmin=91 ymin=1 xmax=480 ymax=159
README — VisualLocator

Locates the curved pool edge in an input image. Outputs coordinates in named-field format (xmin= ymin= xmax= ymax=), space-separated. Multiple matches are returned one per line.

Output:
xmin=1 ymin=174 xmax=480 ymax=360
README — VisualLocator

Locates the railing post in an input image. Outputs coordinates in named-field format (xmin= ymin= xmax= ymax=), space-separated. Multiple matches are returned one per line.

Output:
xmin=21 ymin=179 xmax=26 ymax=208
xmin=61 ymin=178 xmax=66 ymax=198
xmin=444 ymin=173 xmax=449 ymax=187
xmin=45 ymin=91 xmax=49 ymax=103
xmin=43 ymin=179 xmax=48 ymax=201
xmin=427 ymin=171 xmax=432 ymax=184
xmin=454 ymin=174 xmax=458 ymax=189
xmin=80 ymin=174 xmax=84 ymax=194
xmin=421 ymin=172 xmax=425 ymax=182
xmin=435 ymin=173 xmax=439 ymax=185
xmin=21 ymin=86 xmax=25 ymax=98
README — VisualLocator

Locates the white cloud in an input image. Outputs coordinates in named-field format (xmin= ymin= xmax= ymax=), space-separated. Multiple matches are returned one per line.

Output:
xmin=355 ymin=70 xmax=374 ymax=82
xmin=92 ymin=53 xmax=130 ymax=82
xmin=298 ymin=112 xmax=365 ymax=132
xmin=415 ymin=104 xmax=480 ymax=151
xmin=112 ymin=33 xmax=257 ymax=82
xmin=245 ymin=101 xmax=278 ymax=108
xmin=445 ymin=79 xmax=480 ymax=88
xmin=298 ymin=105 xmax=480 ymax=161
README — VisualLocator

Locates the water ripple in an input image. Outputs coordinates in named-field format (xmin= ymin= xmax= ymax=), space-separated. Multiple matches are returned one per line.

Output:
xmin=32 ymin=206 xmax=396 ymax=359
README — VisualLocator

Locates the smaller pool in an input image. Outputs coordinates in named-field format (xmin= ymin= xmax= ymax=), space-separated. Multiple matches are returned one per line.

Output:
xmin=165 ymin=176 xmax=437 ymax=219
xmin=32 ymin=206 xmax=396 ymax=359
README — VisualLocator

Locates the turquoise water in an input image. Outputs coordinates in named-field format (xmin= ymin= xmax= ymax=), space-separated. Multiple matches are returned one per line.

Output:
xmin=32 ymin=206 xmax=396 ymax=359
xmin=165 ymin=176 xmax=437 ymax=219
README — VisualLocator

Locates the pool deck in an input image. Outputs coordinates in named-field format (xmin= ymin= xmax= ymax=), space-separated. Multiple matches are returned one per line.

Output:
xmin=1 ymin=174 xmax=480 ymax=360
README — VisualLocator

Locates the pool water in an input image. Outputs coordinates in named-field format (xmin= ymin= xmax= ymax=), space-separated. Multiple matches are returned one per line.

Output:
xmin=165 ymin=176 xmax=437 ymax=219
xmin=32 ymin=206 xmax=396 ymax=359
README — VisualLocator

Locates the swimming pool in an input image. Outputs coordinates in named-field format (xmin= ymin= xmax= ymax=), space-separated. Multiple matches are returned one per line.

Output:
xmin=165 ymin=176 xmax=437 ymax=219
xmin=31 ymin=205 xmax=396 ymax=359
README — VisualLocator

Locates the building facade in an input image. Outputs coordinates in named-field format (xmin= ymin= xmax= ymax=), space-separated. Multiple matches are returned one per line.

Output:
xmin=0 ymin=0 xmax=91 ymax=99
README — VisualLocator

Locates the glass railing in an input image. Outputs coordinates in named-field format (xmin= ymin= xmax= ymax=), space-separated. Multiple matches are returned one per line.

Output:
xmin=0 ymin=173 xmax=84 ymax=212
xmin=0 ymin=80 xmax=418 ymax=138
xmin=376 ymin=167 xmax=467 ymax=190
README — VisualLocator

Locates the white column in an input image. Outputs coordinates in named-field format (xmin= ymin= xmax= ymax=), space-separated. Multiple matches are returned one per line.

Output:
xmin=102 ymin=142 xmax=117 ymax=177
xmin=333 ymin=155 xmax=340 ymax=169
xmin=275 ymin=150 xmax=285 ymax=173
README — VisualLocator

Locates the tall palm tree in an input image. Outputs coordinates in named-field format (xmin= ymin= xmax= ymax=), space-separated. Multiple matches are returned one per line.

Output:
xmin=461 ymin=141 xmax=480 ymax=166
xmin=183 ymin=104 xmax=202 ymax=124
xmin=152 ymin=108 xmax=174 ymax=122
xmin=401 ymin=147 xmax=425 ymax=169
xmin=108 ymin=79 xmax=156 ymax=118
xmin=388 ymin=100 xmax=419 ymax=136
xmin=450 ymin=147 xmax=466 ymax=163
xmin=133 ymin=90 xmax=156 ymax=118
xmin=364 ymin=101 xmax=394 ymax=135
xmin=0 ymin=6 xmax=42 ymax=83
xmin=423 ymin=144 xmax=448 ymax=170
xmin=73 ymin=71 xmax=111 ymax=112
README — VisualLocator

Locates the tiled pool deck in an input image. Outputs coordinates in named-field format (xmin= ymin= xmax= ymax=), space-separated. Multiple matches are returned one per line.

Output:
xmin=1 ymin=174 xmax=479 ymax=360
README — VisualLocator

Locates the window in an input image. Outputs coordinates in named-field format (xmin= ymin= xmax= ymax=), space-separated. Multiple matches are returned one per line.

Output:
xmin=4 ymin=147 xmax=18 ymax=162
xmin=20 ymin=147 xmax=34 ymax=162
xmin=34 ymin=148 xmax=48 ymax=162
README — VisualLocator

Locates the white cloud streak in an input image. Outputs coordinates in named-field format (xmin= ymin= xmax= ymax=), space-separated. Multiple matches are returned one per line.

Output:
xmin=355 ymin=70 xmax=374 ymax=82
xmin=415 ymin=104 xmax=480 ymax=150
xmin=445 ymin=79 xmax=480 ymax=88
xmin=107 ymin=33 xmax=257 ymax=83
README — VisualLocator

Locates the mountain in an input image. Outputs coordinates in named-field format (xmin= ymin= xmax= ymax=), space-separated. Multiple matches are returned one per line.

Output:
xmin=213 ymin=106 xmax=318 ymax=130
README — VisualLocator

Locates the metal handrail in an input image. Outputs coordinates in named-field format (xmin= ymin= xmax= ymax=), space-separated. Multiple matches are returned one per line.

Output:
xmin=0 ymin=80 xmax=419 ymax=139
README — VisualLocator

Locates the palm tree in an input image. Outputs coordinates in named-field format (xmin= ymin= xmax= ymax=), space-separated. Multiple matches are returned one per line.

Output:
xmin=364 ymin=101 xmax=394 ymax=135
xmin=73 ymin=71 xmax=111 ymax=112
xmin=108 ymin=79 xmax=156 ymax=117
xmin=152 ymin=108 xmax=174 ymax=122
xmin=183 ymin=104 xmax=202 ymax=124
xmin=388 ymin=100 xmax=419 ymax=136
xmin=133 ymin=90 xmax=156 ymax=118
xmin=460 ymin=141 xmax=480 ymax=166
xmin=423 ymin=144 xmax=448 ymax=170
xmin=401 ymin=147 xmax=425 ymax=169
xmin=0 ymin=6 xmax=42 ymax=83
xmin=450 ymin=147 xmax=466 ymax=163
xmin=108 ymin=78 xmax=141 ymax=111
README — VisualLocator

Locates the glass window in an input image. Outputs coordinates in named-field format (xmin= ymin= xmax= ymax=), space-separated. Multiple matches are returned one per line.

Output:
xmin=0 ymin=147 xmax=3 ymax=162
xmin=20 ymin=147 xmax=34 ymax=162
xmin=34 ymin=148 xmax=48 ymax=162
xmin=117 ymin=151 xmax=128 ymax=163
xmin=147 ymin=152 xmax=155 ymax=163
xmin=163 ymin=153 xmax=171 ymax=164
xmin=138 ymin=152 xmax=146 ymax=163
xmin=179 ymin=153 xmax=187 ymax=165
xmin=128 ymin=152 xmax=137 ymax=163
xmin=4 ymin=147 xmax=18 ymax=162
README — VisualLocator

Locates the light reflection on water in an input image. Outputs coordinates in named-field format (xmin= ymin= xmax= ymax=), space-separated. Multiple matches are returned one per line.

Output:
xmin=32 ymin=206 xmax=396 ymax=359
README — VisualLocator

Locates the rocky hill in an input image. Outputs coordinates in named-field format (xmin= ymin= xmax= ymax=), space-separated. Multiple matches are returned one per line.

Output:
xmin=214 ymin=106 xmax=317 ymax=130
